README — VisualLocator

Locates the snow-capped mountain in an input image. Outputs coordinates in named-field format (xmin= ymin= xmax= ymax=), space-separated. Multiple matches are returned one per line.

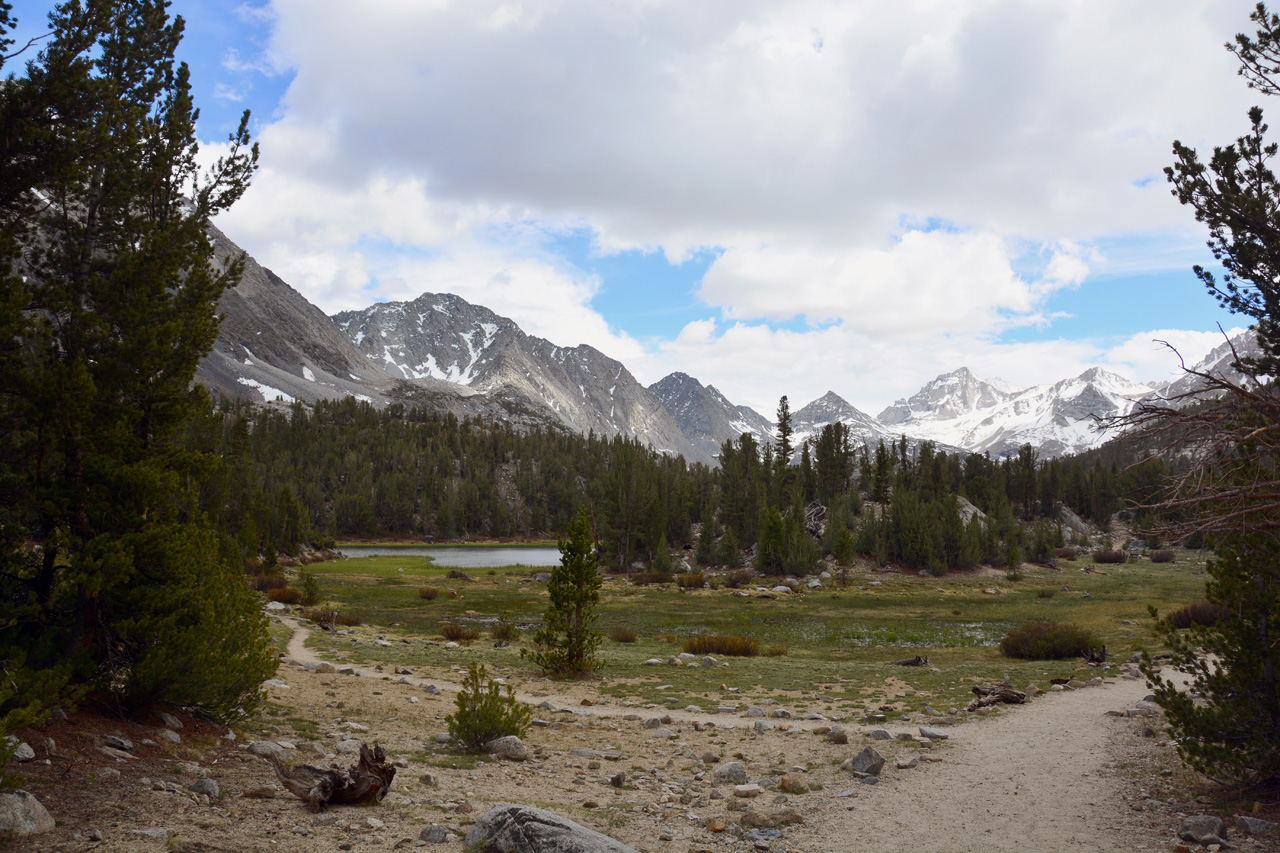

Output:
xmin=878 ymin=367 xmax=1153 ymax=457
xmin=1157 ymin=329 xmax=1261 ymax=402
xmin=647 ymin=372 xmax=775 ymax=459
xmin=791 ymin=392 xmax=894 ymax=448
xmin=332 ymin=294 xmax=707 ymax=463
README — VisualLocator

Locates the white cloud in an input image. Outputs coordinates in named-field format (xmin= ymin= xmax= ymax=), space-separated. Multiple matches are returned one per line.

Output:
xmin=1102 ymin=327 xmax=1249 ymax=384
xmin=201 ymin=0 xmax=1264 ymax=417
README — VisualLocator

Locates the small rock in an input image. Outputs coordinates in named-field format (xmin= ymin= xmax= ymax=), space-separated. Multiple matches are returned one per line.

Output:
xmin=1177 ymin=815 xmax=1228 ymax=844
xmin=158 ymin=712 xmax=183 ymax=730
xmin=919 ymin=727 xmax=950 ymax=740
xmin=156 ymin=729 xmax=181 ymax=745
xmin=867 ymin=729 xmax=891 ymax=740
xmin=897 ymin=756 xmax=918 ymax=770
xmin=844 ymin=746 xmax=885 ymax=777
xmin=1237 ymin=815 xmax=1276 ymax=835
xmin=826 ymin=726 xmax=848 ymax=745
xmin=420 ymin=825 xmax=448 ymax=843
xmin=335 ymin=739 xmax=364 ymax=755
xmin=246 ymin=741 xmax=285 ymax=760
xmin=190 ymin=777 xmax=219 ymax=798
xmin=734 ymin=784 xmax=763 ymax=798
xmin=102 ymin=735 xmax=133 ymax=752
xmin=130 ymin=828 xmax=171 ymax=840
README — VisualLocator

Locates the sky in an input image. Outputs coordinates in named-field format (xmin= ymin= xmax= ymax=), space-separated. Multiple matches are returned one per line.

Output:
xmin=7 ymin=0 xmax=1265 ymax=416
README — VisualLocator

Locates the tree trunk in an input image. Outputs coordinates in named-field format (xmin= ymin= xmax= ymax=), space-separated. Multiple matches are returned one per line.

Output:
xmin=268 ymin=743 xmax=396 ymax=812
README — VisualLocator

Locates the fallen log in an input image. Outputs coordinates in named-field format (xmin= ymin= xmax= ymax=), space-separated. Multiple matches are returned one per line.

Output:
xmin=966 ymin=679 xmax=1027 ymax=712
xmin=267 ymin=742 xmax=396 ymax=812
xmin=885 ymin=655 xmax=929 ymax=666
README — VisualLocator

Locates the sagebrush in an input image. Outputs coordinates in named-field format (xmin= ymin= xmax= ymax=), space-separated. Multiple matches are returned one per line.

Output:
xmin=999 ymin=621 xmax=1104 ymax=660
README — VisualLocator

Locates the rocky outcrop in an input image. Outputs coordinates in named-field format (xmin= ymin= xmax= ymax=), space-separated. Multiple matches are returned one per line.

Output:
xmin=648 ymin=372 xmax=773 ymax=460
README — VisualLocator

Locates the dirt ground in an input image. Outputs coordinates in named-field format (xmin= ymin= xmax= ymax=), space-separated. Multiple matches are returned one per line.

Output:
xmin=9 ymin=617 xmax=1279 ymax=853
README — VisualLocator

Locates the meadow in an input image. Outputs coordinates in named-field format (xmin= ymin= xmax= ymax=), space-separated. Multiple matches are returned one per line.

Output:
xmin=295 ymin=549 xmax=1209 ymax=717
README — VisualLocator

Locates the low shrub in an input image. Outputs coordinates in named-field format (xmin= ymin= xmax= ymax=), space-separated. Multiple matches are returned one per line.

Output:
xmin=441 ymin=622 xmax=481 ymax=643
xmin=999 ymin=621 xmax=1104 ymax=660
xmin=445 ymin=663 xmax=531 ymax=751
xmin=447 ymin=569 xmax=472 ymax=580
xmin=675 ymin=572 xmax=705 ymax=589
xmin=1149 ymin=549 xmax=1176 ymax=563
xmin=491 ymin=618 xmax=520 ymax=642
xmin=608 ymin=626 xmax=638 ymax=643
xmin=1037 ymin=588 xmax=1055 ymax=599
xmin=723 ymin=569 xmax=753 ymax=589
xmin=1054 ymin=547 xmax=1078 ymax=561
xmin=300 ymin=607 xmax=361 ymax=627
xmin=1092 ymin=550 xmax=1127 ymax=564
xmin=266 ymin=587 xmax=302 ymax=605
xmin=248 ymin=573 xmax=288 ymax=592
xmin=762 ymin=643 xmax=788 ymax=657
xmin=1166 ymin=602 xmax=1224 ymax=629
xmin=682 ymin=634 xmax=760 ymax=657
xmin=653 ymin=631 xmax=678 ymax=644
xmin=419 ymin=586 xmax=440 ymax=601
xmin=298 ymin=569 xmax=321 ymax=606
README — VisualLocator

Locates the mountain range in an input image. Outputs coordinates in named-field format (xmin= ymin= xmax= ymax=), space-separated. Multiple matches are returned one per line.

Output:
xmin=195 ymin=226 xmax=1249 ymax=465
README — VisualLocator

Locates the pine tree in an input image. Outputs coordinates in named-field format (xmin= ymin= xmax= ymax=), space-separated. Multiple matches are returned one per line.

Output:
xmin=0 ymin=0 xmax=268 ymax=720
xmin=525 ymin=507 xmax=603 ymax=676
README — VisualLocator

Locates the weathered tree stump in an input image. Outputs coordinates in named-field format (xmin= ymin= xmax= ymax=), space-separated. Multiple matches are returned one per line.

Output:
xmin=1083 ymin=646 xmax=1108 ymax=665
xmin=267 ymin=742 xmax=396 ymax=812
xmin=966 ymin=678 xmax=1027 ymax=711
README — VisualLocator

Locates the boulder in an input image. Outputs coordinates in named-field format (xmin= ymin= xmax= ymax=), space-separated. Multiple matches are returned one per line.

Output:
xmin=1177 ymin=815 xmax=1229 ymax=845
xmin=1237 ymin=815 xmax=1277 ymax=835
xmin=712 ymin=761 xmax=748 ymax=785
xmin=158 ymin=712 xmax=183 ymax=730
xmin=465 ymin=804 xmax=640 ymax=853
xmin=486 ymin=736 xmax=528 ymax=761
xmin=918 ymin=727 xmax=950 ymax=740
xmin=0 ymin=791 xmax=54 ymax=836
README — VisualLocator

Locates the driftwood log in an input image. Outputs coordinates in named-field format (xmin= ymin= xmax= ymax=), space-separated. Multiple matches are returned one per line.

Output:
xmin=966 ymin=678 xmax=1027 ymax=711
xmin=268 ymin=743 xmax=396 ymax=812
xmin=1083 ymin=646 xmax=1108 ymax=665
xmin=885 ymin=655 xmax=929 ymax=666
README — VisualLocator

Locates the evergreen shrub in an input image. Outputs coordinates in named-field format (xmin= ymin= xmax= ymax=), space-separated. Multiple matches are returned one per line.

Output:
xmin=445 ymin=663 xmax=531 ymax=751
xmin=723 ymin=569 xmax=753 ymax=588
xmin=999 ymin=621 xmax=1104 ymax=660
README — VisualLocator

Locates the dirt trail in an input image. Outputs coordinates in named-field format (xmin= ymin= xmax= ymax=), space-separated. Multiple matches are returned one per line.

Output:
xmin=283 ymin=617 xmax=1174 ymax=852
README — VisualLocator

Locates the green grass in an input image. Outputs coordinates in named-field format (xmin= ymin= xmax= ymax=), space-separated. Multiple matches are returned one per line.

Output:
xmin=297 ymin=551 xmax=1210 ymax=717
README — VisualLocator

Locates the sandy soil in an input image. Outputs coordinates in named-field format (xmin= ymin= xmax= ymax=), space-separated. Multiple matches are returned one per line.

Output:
xmin=10 ymin=617 xmax=1274 ymax=853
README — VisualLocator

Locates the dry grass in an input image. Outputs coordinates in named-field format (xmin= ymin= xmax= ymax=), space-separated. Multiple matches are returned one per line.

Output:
xmin=1149 ymin=549 xmax=1176 ymax=563
xmin=682 ymin=633 xmax=761 ymax=657
xmin=419 ymin=586 xmax=440 ymax=600
xmin=607 ymin=626 xmax=638 ymax=643
xmin=265 ymin=587 xmax=302 ymax=604
xmin=675 ymin=572 xmax=705 ymax=589
xmin=1165 ymin=602 xmax=1222 ymax=629
xmin=299 ymin=606 xmax=361 ymax=627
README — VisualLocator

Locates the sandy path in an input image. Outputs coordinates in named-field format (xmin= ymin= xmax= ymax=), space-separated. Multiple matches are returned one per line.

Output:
xmin=281 ymin=617 xmax=1170 ymax=852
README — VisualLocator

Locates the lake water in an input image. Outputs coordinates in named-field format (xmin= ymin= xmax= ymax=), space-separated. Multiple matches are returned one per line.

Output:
xmin=339 ymin=545 xmax=561 ymax=568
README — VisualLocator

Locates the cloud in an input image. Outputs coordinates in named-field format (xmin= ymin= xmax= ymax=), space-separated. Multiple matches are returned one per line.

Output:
xmin=1102 ymin=327 xmax=1249 ymax=383
xmin=202 ymin=0 xmax=1264 ymax=417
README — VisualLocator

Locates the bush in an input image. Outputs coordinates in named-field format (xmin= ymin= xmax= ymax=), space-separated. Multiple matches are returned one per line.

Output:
xmin=298 ymin=570 xmax=321 ymax=606
xmin=1149 ymin=549 xmax=1176 ymax=563
xmin=675 ymin=572 xmax=705 ymax=589
xmin=1092 ymin=550 xmax=1127 ymax=564
xmin=447 ymin=569 xmax=472 ymax=580
xmin=999 ymin=621 xmax=1104 ymax=660
xmin=1165 ymin=602 xmax=1224 ymax=629
xmin=653 ymin=631 xmax=678 ymax=644
xmin=608 ymin=626 xmax=637 ymax=643
xmin=1037 ymin=588 xmax=1055 ymax=599
xmin=723 ymin=569 xmax=753 ymax=589
xmin=419 ymin=586 xmax=440 ymax=601
xmin=265 ymin=587 xmax=302 ymax=605
xmin=491 ymin=618 xmax=520 ymax=642
xmin=682 ymin=634 xmax=761 ymax=657
xmin=300 ymin=607 xmax=361 ymax=627
xmin=441 ymin=622 xmax=481 ymax=643
xmin=1054 ymin=547 xmax=1079 ymax=560
xmin=762 ymin=643 xmax=788 ymax=657
xmin=248 ymin=573 xmax=288 ymax=592
xmin=445 ymin=663 xmax=531 ymax=751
